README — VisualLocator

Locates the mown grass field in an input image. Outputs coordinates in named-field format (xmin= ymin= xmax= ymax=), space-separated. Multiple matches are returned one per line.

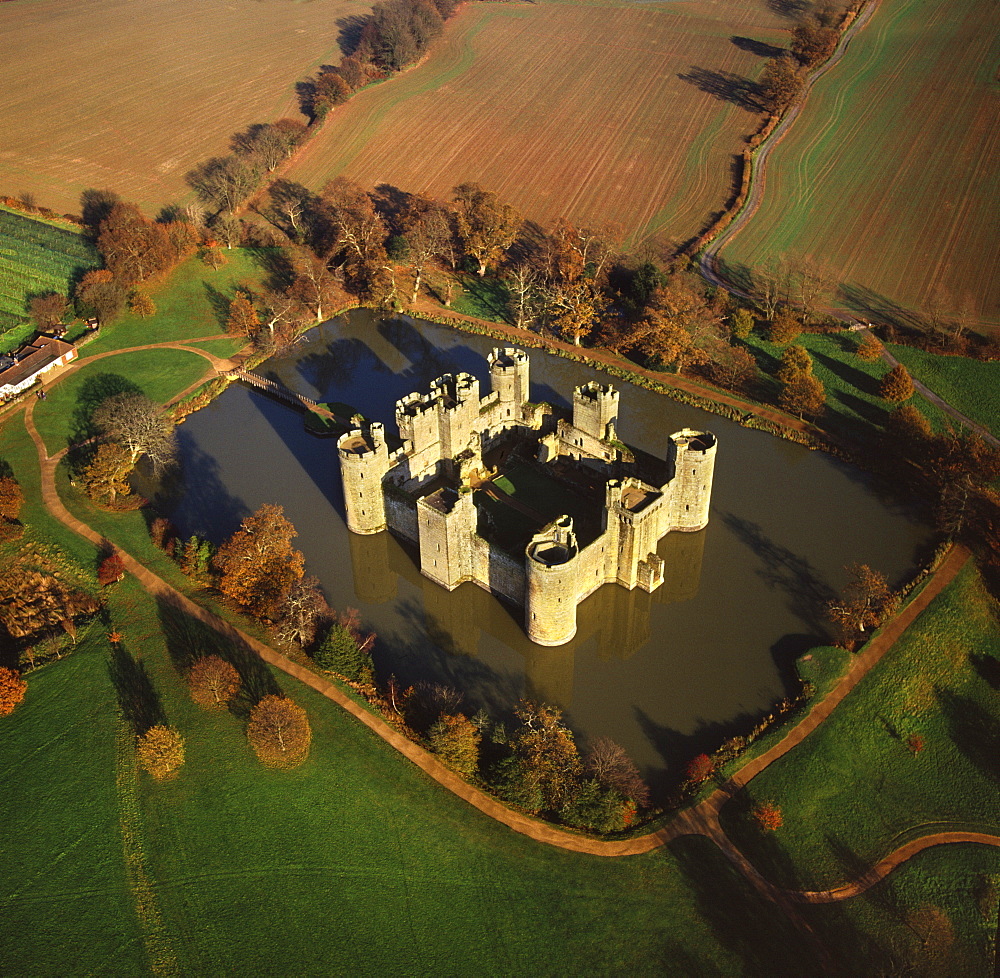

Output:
xmin=285 ymin=0 xmax=791 ymax=248
xmin=718 ymin=0 xmax=1000 ymax=327
xmin=79 ymin=248 xmax=261 ymax=358
xmin=0 ymin=206 xmax=99 ymax=332
xmin=0 ymin=0 xmax=367 ymax=215
xmin=720 ymin=560 xmax=1000 ymax=892
xmin=889 ymin=345 xmax=1000 ymax=437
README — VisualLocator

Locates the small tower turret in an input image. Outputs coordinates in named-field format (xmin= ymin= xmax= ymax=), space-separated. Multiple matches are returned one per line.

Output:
xmin=338 ymin=422 xmax=390 ymax=535
xmin=489 ymin=347 xmax=530 ymax=418
xmin=525 ymin=516 xmax=579 ymax=646
xmin=573 ymin=381 xmax=619 ymax=441
xmin=667 ymin=429 xmax=717 ymax=531
xmin=417 ymin=486 xmax=475 ymax=590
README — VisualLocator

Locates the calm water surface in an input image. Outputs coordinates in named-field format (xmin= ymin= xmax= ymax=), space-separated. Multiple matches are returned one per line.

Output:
xmin=165 ymin=312 xmax=929 ymax=789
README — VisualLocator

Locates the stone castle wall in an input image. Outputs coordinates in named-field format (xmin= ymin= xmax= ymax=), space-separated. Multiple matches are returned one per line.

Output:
xmin=337 ymin=348 xmax=716 ymax=646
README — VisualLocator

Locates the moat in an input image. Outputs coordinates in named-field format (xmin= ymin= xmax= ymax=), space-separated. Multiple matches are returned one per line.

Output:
xmin=164 ymin=311 xmax=931 ymax=790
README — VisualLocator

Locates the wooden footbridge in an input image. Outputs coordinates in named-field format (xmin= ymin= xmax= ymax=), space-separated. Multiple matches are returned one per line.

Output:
xmin=228 ymin=369 xmax=349 ymax=428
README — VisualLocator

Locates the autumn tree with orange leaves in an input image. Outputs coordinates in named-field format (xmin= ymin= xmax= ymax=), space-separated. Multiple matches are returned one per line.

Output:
xmin=188 ymin=655 xmax=241 ymax=709
xmin=213 ymin=504 xmax=305 ymax=619
xmin=0 ymin=667 xmax=27 ymax=717
xmin=247 ymin=694 xmax=311 ymax=768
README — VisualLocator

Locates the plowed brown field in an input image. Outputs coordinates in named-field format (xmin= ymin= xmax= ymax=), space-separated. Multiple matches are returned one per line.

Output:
xmin=284 ymin=0 xmax=791 ymax=248
xmin=0 ymin=0 xmax=368 ymax=214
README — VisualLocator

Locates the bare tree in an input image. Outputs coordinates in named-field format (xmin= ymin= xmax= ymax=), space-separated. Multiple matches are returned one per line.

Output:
xmin=400 ymin=196 xmax=452 ymax=305
xmin=505 ymin=261 xmax=541 ymax=330
xmin=93 ymin=393 xmax=177 ymax=472
xmin=275 ymin=576 xmax=329 ymax=647
xmin=584 ymin=737 xmax=649 ymax=806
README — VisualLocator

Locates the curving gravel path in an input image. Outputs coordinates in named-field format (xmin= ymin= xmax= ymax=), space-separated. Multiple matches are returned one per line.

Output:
xmin=11 ymin=334 xmax=997 ymax=921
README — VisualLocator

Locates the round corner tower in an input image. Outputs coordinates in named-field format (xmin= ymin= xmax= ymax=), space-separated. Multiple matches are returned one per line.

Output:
xmin=337 ymin=422 xmax=390 ymax=535
xmin=524 ymin=516 xmax=579 ymax=646
xmin=488 ymin=347 xmax=529 ymax=412
xmin=668 ymin=429 xmax=717 ymax=531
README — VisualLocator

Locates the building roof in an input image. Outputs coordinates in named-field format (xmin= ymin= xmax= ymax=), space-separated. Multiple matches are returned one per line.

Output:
xmin=0 ymin=335 xmax=75 ymax=391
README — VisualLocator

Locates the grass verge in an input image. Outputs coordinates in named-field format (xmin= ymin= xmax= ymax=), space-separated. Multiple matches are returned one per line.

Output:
xmin=889 ymin=344 xmax=1000 ymax=437
xmin=719 ymin=560 xmax=1000 ymax=890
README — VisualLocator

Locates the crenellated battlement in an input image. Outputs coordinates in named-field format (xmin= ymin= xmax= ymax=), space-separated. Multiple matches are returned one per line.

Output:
xmin=337 ymin=349 xmax=716 ymax=645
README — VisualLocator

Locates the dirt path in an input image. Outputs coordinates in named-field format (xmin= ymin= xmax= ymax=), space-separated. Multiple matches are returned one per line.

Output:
xmin=870 ymin=329 xmax=1000 ymax=447
xmin=793 ymin=830 xmax=1000 ymax=903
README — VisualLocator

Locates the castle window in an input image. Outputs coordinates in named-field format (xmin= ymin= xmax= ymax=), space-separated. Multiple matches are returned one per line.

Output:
xmin=686 ymin=504 xmax=690 ymax=511
xmin=692 ymin=468 xmax=696 ymax=475
xmin=360 ymin=473 xmax=364 ymax=479
xmin=359 ymin=491 xmax=363 ymax=498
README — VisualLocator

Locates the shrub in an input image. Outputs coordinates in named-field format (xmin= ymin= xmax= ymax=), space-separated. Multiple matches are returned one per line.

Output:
xmin=490 ymin=755 xmax=545 ymax=814
xmin=753 ymin=800 xmax=783 ymax=831
xmin=97 ymin=552 xmax=125 ymax=586
xmin=730 ymin=307 xmax=755 ymax=340
xmin=313 ymin=622 xmax=372 ymax=683
xmin=856 ymin=335 xmax=884 ymax=362
xmin=427 ymin=713 xmax=481 ymax=778
xmin=685 ymin=752 xmax=716 ymax=784
xmin=136 ymin=725 xmax=185 ymax=780
xmin=880 ymin=364 xmax=915 ymax=403
xmin=188 ymin=655 xmax=240 ymax=709
xmin=560 ymin=779 xmax=631 ymax=833
xmin=247 ymin=694 xmax=311 ymax=769
xmin=768 ymin=309 xmax=801 ymax=346
xmin=0 ymin=667 xmax=27 ymax=716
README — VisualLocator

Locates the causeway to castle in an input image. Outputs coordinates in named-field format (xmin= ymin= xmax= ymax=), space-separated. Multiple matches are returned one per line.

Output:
xmin=338 ymin=347 xmax=716 ymax=646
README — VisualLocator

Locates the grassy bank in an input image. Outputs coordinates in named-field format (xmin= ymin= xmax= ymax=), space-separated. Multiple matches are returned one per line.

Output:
xmin=720 ymin=560 xmax=1000 ymax=890
xmin=889 ymin=344 xmax=1000 ymax=437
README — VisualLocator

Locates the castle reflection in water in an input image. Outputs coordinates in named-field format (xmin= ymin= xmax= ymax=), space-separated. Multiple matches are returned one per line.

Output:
xmin=349 ymin=523 xmax=706 ymax=710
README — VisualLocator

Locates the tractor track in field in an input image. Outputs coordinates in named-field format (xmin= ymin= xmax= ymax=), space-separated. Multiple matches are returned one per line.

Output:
xmin=700 ymin=0 xmax=881 ymax=297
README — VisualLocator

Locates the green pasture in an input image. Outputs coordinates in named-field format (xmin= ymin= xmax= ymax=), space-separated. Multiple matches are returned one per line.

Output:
xmin=31 ymin=348 xmax=212 ymax=455
xmin=889 ymin=345 xmax=1000 ymax=437
xmin=0 ymin=645 xmax=151 ymax=978
xmin=0 ymin=205 xmax=99 ymax=331
xmin=743 ymin=329 xmax=948 ymax=440
xmin=79 ymin=249 xmax=262 ymax=358
xmin=3 ymin=500 xmax=995 ymax=976
xmin=719 ymin=560 xmax=1000 ymax=890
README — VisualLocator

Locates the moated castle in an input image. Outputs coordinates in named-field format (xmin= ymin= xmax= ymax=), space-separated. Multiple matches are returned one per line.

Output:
xmin=337 ymin=348 xmax=716 ymax=646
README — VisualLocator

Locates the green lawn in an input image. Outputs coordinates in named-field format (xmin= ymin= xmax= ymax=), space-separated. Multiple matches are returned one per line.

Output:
xmin=743 ymin=330 xmax=948 ymax=441
xmin=720 ymin=560 xmax=1000 ymax=891
xmin=0 ymin=645 xmax=152 ymax=978
xmin=89 ymin=578 xmax=746 ymax=977
xmin=448 ymin=275 xmax=510 ymax=324
xmin=79 ymin=249 xmax=265 ymax=358
xmin=889 ymin=344 xmax=1000 ymax=437
xmin=32 ymin=348 xmax=212 ymax=454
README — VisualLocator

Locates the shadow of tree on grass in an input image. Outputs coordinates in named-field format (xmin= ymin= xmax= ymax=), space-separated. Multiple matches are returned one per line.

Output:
xmin=108 ymin=643 xmax=167 ymax=737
